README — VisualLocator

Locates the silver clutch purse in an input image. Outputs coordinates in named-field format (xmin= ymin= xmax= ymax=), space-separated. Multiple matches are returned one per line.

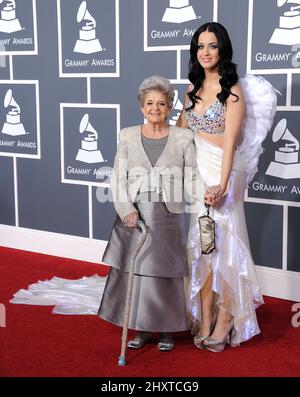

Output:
xmin=198 ymin=205 xmax=216 ymax=255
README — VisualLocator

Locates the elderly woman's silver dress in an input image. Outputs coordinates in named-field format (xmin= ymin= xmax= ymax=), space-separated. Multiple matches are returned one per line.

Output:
xmin=98 ymin=133 xmax=190 ymax=332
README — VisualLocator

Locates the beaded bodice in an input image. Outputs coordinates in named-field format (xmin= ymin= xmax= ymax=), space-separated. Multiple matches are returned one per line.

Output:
xmin=185 ymin=99 xmax=226 ymax=135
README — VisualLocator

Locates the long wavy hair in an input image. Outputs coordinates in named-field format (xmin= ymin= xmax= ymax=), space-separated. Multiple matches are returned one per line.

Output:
xmin=187 ymin=22 xmax=239 ymax=109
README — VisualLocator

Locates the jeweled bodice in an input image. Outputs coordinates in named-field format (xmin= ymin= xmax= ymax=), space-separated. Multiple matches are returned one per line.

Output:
xmin=185 ymin=99 xmax=226 ymax=135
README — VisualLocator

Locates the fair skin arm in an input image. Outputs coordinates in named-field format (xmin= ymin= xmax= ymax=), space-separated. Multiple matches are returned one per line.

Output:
xmin=206 ymin=84 xmax=245 ymax=205
xmin=176 ymin=105 xmax=188 ymax=128
xmin=176 ymin=85 xmax=193 ymax=129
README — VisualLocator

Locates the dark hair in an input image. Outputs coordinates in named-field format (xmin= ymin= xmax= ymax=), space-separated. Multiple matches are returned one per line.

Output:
xmin=187 ymin=22 xmax=239 ymax=109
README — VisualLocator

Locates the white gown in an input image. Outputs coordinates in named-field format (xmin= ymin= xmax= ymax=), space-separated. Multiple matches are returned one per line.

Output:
xmin=186 ymin=75 xmax=277 ymax=345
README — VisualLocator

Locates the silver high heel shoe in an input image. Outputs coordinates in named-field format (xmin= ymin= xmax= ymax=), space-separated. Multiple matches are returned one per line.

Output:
xmin=193 ymin=315 xmax=217 ymax=350
xmin=203 ymin=321 xmax=234 ymax=353
xmin=193 ymin=334 xmax=209 ymax=349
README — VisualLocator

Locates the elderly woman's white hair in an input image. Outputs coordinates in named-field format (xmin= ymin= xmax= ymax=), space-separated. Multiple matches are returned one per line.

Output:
xmin=138 ymin=75 xmax=175 ymax=109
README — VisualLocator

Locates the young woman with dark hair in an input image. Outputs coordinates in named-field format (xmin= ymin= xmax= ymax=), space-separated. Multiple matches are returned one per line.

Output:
xmin=177 ymin=22 xmax=276 ymax=352
xmin=187 ymin=22 xmax=238 ymax=108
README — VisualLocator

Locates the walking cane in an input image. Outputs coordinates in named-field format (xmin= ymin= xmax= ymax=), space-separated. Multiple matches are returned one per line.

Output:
xmin=118 ymin=220 xmax=148 ymax=366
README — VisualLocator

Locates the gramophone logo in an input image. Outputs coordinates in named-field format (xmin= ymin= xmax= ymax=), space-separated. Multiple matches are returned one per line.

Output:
xmin=76 ymin=113 xmax=105 ymax=164
xmin=0 ymin=0 xmax=22 ymax=33
xmin=269 ymin=0 xmax=300 ymax=45
xmin=1 ymin=89 xmax=26 ymax=136
xmin=266 ymin=118 xmax=300 ymax=179
xmin=162 ymin=0 xmax=197 ymax=24
xmin=58 ymin=0 xmax=119 ymax=76
xmin=73 ymin=1 xmax=102 ymax=54
xmin=169 ymin=90 xmax=183 ymax=126
xmin=145 ymin=0 xmax=212 ymax=51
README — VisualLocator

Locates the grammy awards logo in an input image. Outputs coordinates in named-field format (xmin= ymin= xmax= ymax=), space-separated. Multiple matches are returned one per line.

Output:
xmin=266 ymin=118 xmax=300 ymax=179
xmin=162 ymin=0 xmax=197 ymax=24
xmin=169 ymin=90 xmax=183 ymax=125
xmin=76 ymin=113 xmax=105 ymax=164
xmin=73 ymin=1 xmax=102 ymax=54
xmin=1 ymin=89 xmax=26 ymax=136
xmin=269 ymin=0 xmax=300 ymax=45
xmin=0 ymin=0 xmax=22 ymax=33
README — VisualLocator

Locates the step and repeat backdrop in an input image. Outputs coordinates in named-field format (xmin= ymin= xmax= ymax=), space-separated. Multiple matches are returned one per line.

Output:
xmin=0 ymin=1 xmax=299 ymax=297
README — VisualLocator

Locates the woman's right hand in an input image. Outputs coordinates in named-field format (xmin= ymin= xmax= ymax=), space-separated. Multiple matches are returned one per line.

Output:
xmin=204 ymin=185 xmax=222 ymax=207
xmin=123 ymin=212 xmax=139 ymax=229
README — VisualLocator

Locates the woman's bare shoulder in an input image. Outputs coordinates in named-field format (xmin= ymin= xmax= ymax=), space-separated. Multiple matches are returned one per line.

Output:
xmin=230 ymin=83 xmax=244 ymax=100
xmin=226 ymin=83 xmax=245 ymax=109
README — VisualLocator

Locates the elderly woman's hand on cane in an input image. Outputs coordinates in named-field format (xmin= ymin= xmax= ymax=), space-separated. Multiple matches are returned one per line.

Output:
xmin=123 ymin=212 xmax=139 ymax=229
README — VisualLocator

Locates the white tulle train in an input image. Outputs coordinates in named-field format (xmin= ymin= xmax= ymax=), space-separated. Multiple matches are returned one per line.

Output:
xmin=10 ymin=274 xmax=107 ymax=315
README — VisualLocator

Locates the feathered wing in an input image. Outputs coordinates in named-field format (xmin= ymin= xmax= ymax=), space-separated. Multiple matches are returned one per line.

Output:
xmin=238 ymin=74 xmax=277 ymax=184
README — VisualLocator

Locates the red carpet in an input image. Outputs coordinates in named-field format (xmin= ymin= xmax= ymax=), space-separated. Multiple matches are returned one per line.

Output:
xmin=0 ymin=246 xmax=299 ymax=377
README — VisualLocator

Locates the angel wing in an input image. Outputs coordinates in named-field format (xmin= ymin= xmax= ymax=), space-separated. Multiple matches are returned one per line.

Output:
xmin=238 ymin=74 xmax=277 ymax=184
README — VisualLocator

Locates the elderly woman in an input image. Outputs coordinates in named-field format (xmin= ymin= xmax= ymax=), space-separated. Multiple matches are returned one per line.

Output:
xmin=98 ymin=75 xmax=200 ymax=351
